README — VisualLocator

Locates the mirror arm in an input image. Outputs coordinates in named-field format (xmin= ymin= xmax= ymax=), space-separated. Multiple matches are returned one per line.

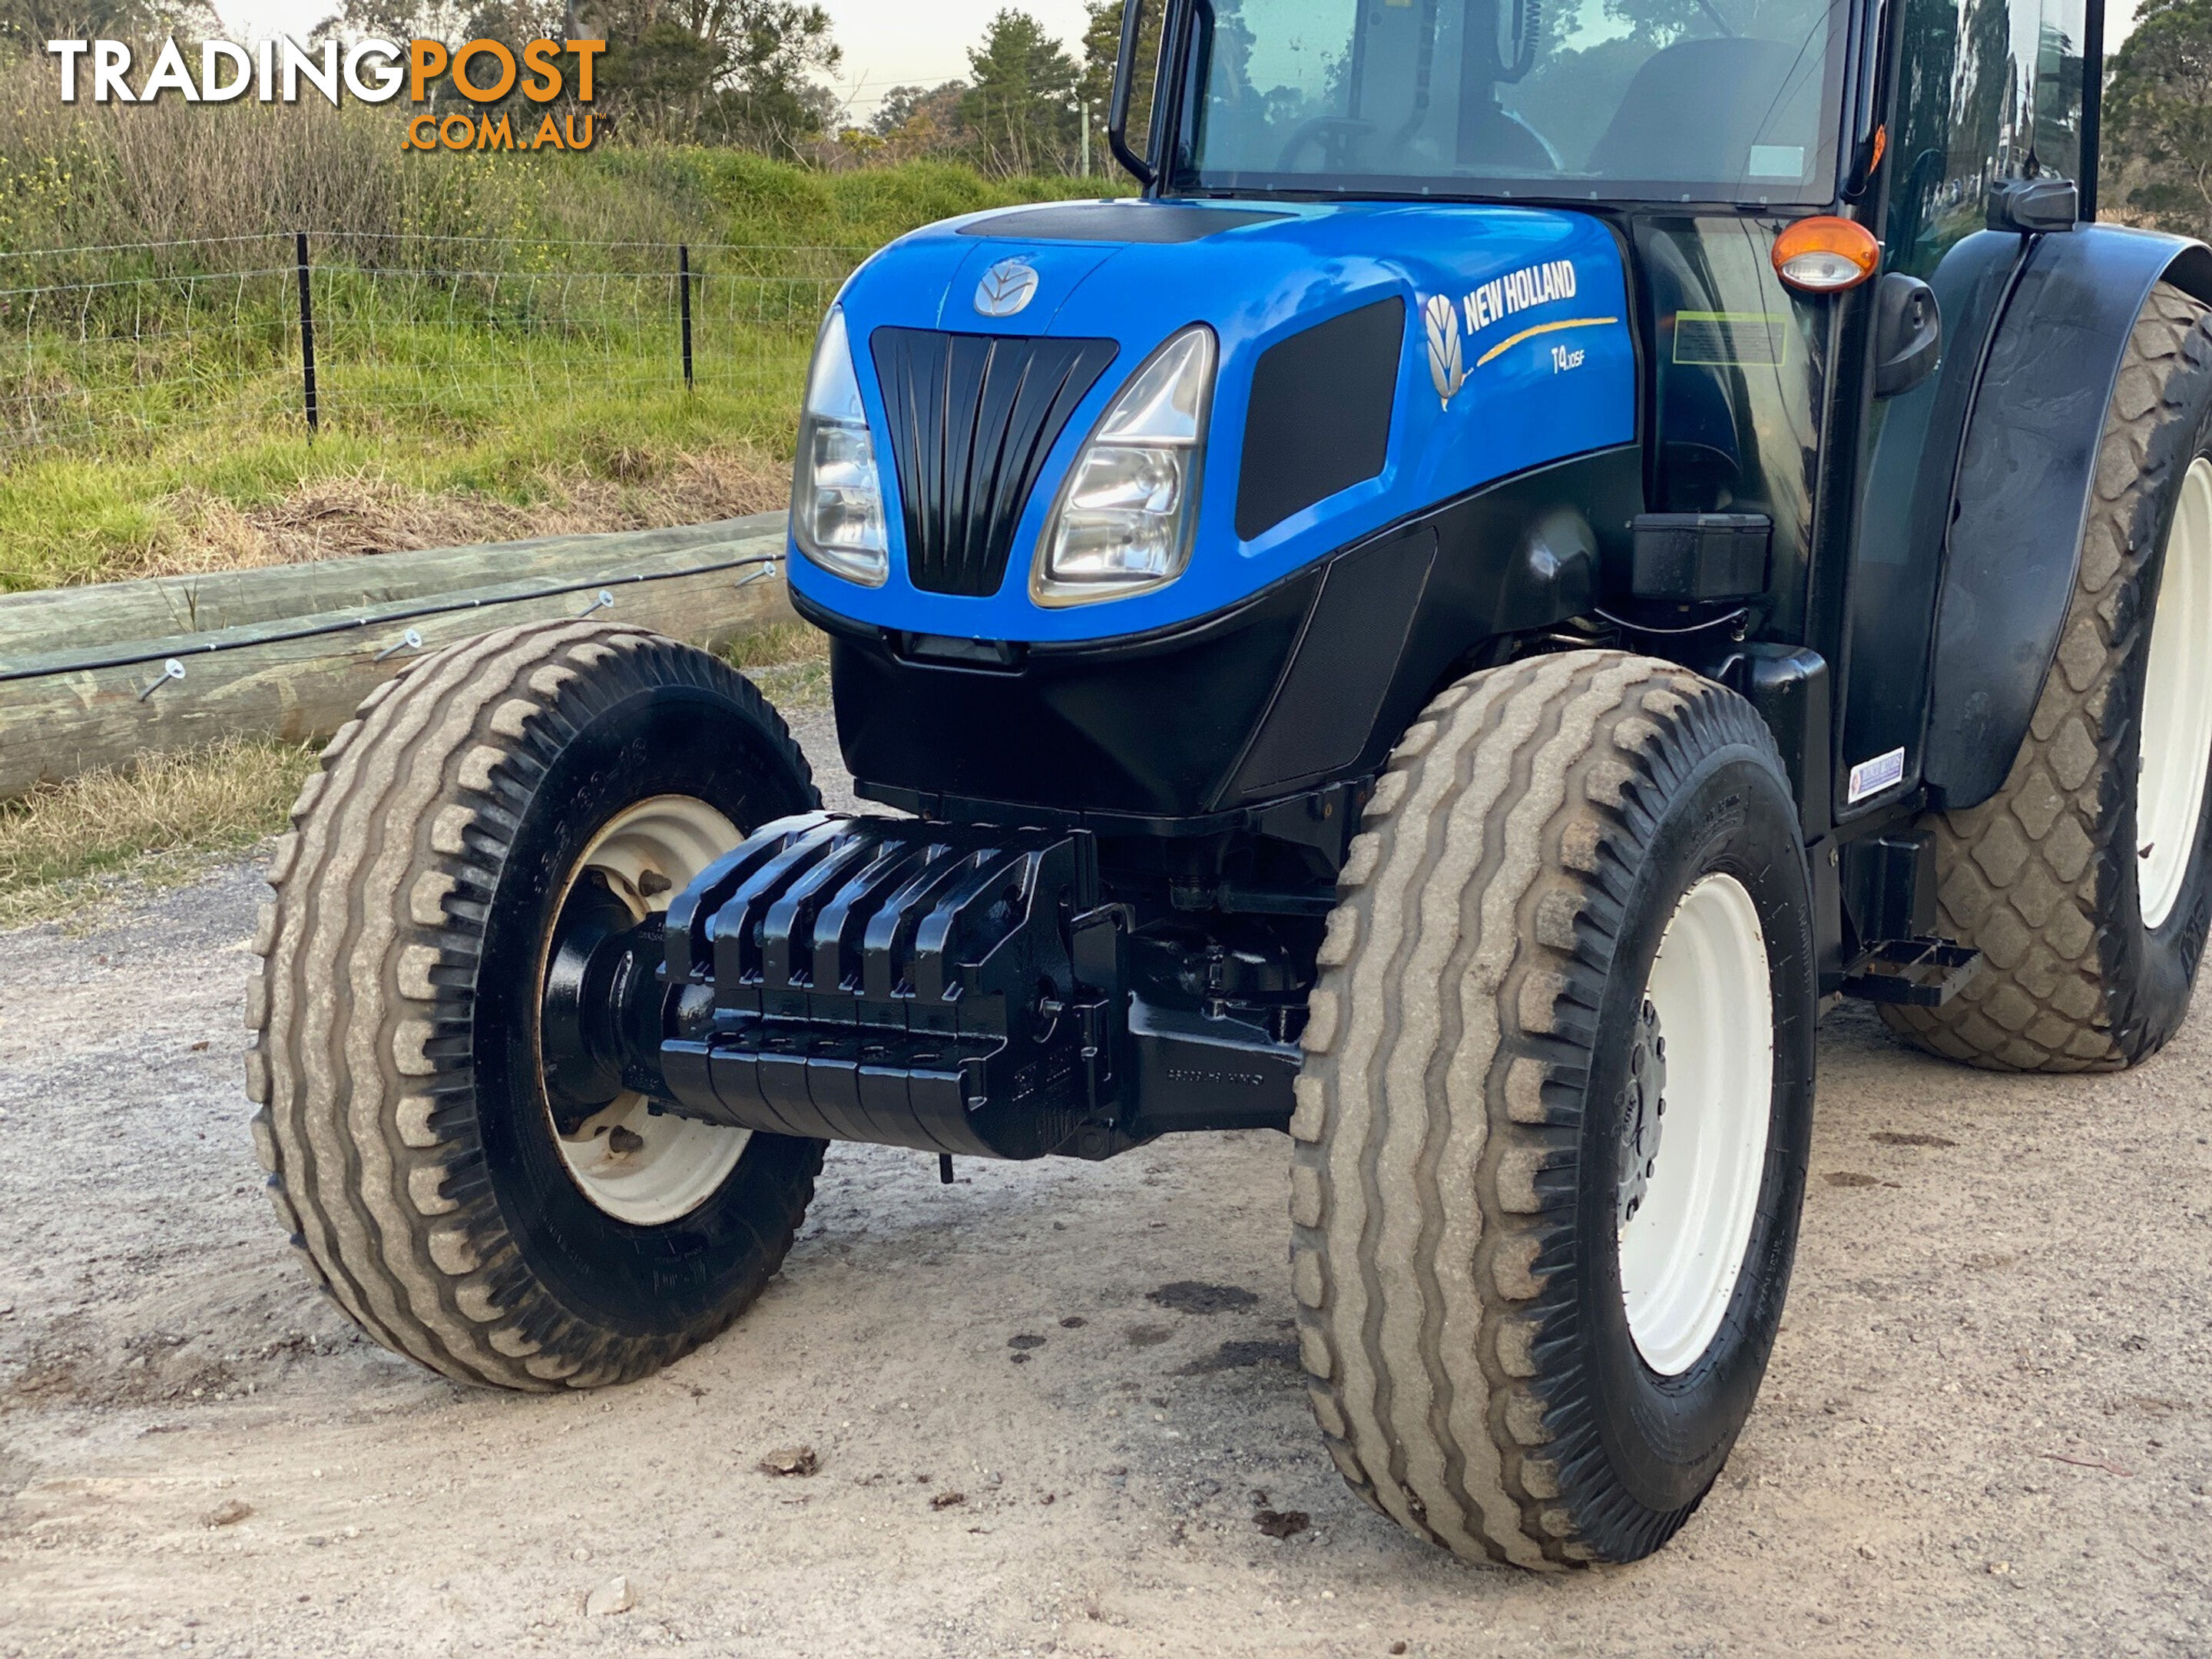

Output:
xmin=1109 ymin=0 xmax=1158 ymax=187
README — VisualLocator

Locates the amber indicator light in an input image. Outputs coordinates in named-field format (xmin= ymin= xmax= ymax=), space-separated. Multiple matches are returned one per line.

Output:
xmin=1772 ymin=217 xmax=1881 ymax=293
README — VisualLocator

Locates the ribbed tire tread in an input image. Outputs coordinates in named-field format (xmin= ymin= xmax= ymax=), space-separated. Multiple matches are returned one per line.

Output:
xmin=1885 ymin=282 xmax=2212 ymax=1071
xmin=1290 ymin=649 xmax=1737 ymax=1569
xmin=246 ymin=620 xmax=817 ymax=1390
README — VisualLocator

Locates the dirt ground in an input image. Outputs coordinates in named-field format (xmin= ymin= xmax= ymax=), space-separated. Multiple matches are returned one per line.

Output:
xmin=2 ymin=705 xmax=2208 ymax=1658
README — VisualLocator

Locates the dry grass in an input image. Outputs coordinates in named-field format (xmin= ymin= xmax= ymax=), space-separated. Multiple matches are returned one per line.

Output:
xmin=99 ymin=448 xmax=791 ymax=582
xmin=0 ymin=739 xmax=320 ymax=930
xmin=0 ymin=625 xmax=835 ymax=930
xmin=726 ymin=621 xmax=832 ymax=709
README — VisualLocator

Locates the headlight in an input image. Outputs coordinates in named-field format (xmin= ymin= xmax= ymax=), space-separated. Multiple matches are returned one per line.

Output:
xmin=790 ymin=307 xmax=888 ymax=586
xmin=1034 ymin=326 xmax=1217 ymax=608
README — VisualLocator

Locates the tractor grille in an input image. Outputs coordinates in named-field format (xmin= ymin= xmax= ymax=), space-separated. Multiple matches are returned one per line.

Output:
xmin=870 ymin=327 xmax=1120 ymax=598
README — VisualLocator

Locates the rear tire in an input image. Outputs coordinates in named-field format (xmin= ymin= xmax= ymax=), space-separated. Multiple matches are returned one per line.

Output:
xmin=1291 ymin=651 xmax=1816 ymax=1568
xmin=1885 ymin=282 xmax=2212 ymax=1071
xmin=248 ymin=621 xmax=824 ymax=1391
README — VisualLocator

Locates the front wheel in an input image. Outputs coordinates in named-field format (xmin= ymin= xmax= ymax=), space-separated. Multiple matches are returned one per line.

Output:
xmin=248 ymin=621 xmax=825 ymax=1390
xmin=1291 ymin=651 xmax=1817 ymax=1568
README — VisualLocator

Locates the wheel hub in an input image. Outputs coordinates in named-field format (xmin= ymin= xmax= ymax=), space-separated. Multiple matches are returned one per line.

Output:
xmin=1616 ymin=997 xmax=1667 ymax=1233
xmin=532 ymin=796 xmax=752 ymax=1228
xmin=541 ymin=870 xmax=670 ymax=1134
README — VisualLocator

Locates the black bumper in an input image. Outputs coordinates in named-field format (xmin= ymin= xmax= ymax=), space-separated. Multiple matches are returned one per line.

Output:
xmin=651 ymin=814 xmax=1303 ymax=1159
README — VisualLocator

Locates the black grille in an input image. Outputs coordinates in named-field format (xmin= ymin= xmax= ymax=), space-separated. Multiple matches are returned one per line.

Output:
xmin=870 ymin=327 xmax=1120 ymax=598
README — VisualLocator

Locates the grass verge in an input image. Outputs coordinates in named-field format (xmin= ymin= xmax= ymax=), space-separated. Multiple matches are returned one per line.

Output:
xmin=0 ymin=739 xmax=320 ymax=930
xmin=0 ymin=627 xmax=836 ymax=931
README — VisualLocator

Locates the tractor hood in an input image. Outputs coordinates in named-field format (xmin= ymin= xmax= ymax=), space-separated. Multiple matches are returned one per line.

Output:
xmin=788 ymin=196 xmax=1635 ymax=644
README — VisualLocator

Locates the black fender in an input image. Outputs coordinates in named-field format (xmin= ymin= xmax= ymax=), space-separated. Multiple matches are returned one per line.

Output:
xmin=1923 ymin=226 xmax=2212 ymax=810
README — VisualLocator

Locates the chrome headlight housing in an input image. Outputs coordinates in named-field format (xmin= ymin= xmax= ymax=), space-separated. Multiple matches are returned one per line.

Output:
xmin=1033 ymin=326 xmax=1217 ymax=608
xmin=790 ymin=307 xmax=889 ymax=586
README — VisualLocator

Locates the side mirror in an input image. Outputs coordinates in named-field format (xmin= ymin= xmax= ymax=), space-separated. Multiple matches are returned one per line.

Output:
xmin=1873 ymin=273 xmax=1941 ymax=398
xmin=1109 ymin=0 xmax=1160 ymax=186
xmin=1988 ymin=177 xmax=2078 ymax=233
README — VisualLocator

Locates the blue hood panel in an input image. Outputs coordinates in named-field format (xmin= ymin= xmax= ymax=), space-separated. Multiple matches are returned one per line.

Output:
xmin=789 ymin=197 xmax=1636 ymax=644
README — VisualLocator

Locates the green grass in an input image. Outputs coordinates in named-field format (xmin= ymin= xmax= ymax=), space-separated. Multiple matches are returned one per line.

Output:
xmin=0 ymin=382 xmax=800 ymax=590
xmin=726 ymin=620 xmax=832 ymax=709
xmin=0 ymin=134 xmax=1120 ymax=590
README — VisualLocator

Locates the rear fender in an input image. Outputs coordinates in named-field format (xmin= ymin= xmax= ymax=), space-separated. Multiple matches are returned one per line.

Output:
xmin=1925 ymin=226 xmax=2212 ymax=810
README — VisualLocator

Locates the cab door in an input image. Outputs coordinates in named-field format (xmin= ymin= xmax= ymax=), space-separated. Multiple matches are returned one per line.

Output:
xmin=1834 ymin=0 xmax=2098 ymax=820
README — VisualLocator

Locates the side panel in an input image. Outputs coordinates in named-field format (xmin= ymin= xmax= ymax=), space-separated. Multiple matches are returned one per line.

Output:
xmin=1836 ymin=231 xmax=2025 ymax=816
xmin=1631 ymin=218 xmax=1827 ymax=640
xmin=1923 ymin=227 xmax=2212 ymax=810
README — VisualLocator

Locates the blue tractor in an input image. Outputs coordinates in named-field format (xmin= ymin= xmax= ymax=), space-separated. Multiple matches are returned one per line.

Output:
xmin=251 ymin=0 xmax=2212 ymax=1567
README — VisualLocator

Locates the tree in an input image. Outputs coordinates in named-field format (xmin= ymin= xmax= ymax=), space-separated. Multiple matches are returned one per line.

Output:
xmin=2105 ymin=0 xmax=2212 ymax=235
xmin=0 ymin=0 xmax=217 ymax=54
xmin=869 ymin=79 xmax=968 ymax=157
xmin=695 ymin=0 xmax=840 ymax=151
xmin=870 ymin=81 xmax=960 ymax=137
xmin=324 ymin=0 xmax=843 ymax=151
xmin=960 ymin=8 xmax=1078 ymax=174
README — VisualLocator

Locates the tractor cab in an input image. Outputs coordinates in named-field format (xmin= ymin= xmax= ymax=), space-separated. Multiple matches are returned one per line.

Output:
xmin=1184 ymin=0 xmax=1839 ymax=207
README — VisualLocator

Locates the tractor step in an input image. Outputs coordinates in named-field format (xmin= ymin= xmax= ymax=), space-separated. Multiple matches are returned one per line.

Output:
xmin=1838 ymin=939 xmax=1982 ymax=1007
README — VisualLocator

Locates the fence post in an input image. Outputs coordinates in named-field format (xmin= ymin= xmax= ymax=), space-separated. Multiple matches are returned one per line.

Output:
xmin=679 ymin=243 xmax=694 ymax=392
xmin=294 ymin=231 xmax=319 ymax=435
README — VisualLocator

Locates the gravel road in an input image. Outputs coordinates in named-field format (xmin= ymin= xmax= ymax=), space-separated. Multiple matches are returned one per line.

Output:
xmin=2 ymin=704 xmax=2208 ymax=1657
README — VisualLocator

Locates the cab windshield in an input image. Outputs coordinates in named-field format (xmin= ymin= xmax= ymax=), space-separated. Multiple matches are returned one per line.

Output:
xmin=1181 ymin=0 xmax=1851 ymax=204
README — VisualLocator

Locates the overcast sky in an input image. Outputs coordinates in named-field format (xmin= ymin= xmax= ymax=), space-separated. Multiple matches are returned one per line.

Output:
xmin=204 ymin=0 xmax=1098 ymax=119
xmin=203 ymin=0 xmax=2133 ymax=120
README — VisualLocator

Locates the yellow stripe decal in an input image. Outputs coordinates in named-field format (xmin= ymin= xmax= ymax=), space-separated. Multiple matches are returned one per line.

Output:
xmin=1475 ymin=316 xmax=1621 ymax=368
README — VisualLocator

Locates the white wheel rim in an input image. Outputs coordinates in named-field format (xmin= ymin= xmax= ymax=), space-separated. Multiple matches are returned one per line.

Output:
xmin=1619 ymin=873 xmax=1774 ymax=1377
xmin=2137 ymin=455 xmax=2212 ymax=932
xmin=541 ymin=796 xmax=752 ymax=1227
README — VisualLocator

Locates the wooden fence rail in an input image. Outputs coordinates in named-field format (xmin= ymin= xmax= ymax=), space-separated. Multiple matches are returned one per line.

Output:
xmin=0 ymin=513 xmax=795 ymax=800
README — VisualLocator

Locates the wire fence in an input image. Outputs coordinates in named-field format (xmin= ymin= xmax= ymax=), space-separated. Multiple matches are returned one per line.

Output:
xmin=0 ymin=231 xmax=866 ymax=461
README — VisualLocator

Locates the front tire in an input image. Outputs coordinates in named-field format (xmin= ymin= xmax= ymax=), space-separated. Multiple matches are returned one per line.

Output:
xmin=1886 ymin=282 xmax=2212 ymax=1071
xmin=1291 ymin=651 xmax=1817 ymax=1568
xmin=248 ymin=621 xmax=824 ymax=1391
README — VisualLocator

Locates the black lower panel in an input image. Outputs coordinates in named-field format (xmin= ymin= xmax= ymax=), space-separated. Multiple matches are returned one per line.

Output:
xmin=823 ymin=573 xmax=1322 ymax=820
xmin=806 ymin=445 xmax=1644 ymax=824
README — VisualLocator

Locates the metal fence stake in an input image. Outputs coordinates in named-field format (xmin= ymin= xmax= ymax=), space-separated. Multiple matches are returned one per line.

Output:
xmin=680 ymin=244 xmax=694 ymax=392
xmin=295 ymin=231 xmax=319 ymax=435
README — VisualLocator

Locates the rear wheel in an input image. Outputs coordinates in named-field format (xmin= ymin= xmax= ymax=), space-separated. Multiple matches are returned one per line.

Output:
xmin=249 ymin=621 xmax=825 ymax=1390
xmin=1886 ymin=282 xmax=2212 ymax=1071
xmin=1291 ymin=651 xmax=1816 ymax=1568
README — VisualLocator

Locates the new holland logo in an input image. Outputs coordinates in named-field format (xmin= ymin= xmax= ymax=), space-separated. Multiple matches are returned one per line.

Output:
xmin=1423 ymin=258 xmax=1618 ymax=407
xmin=975 ymin=258 xmax=1040 ymax=319
xmin=1425 ymin=294 xmax=1467 ymax=409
